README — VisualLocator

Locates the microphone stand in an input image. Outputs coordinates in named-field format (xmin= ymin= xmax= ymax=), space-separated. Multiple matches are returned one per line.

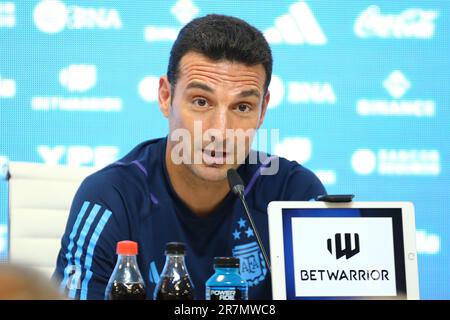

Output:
xmin=236 ymin=190 xmax=272 ymax=273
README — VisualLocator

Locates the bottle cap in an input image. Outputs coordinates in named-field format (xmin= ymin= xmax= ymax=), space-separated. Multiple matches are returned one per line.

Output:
xmin=214 ymin=257 xmax=240 ymax=268
xmin=117 ymin=240 xmax=138 ymax=255
xmin=165 ymin=242 xmax=186 ymax=255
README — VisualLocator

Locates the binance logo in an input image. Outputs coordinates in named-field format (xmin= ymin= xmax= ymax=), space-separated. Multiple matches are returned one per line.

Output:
xmin=327 ymin=233 xmax=360 ymax=259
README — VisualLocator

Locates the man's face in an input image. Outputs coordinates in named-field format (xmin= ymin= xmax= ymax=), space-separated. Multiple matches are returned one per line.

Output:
xmin=159 ymin=52 xmax=270 ymax=182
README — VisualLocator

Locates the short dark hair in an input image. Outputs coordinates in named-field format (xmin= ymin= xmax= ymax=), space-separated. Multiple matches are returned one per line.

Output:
xmin=167 ymin=14 xmax=273 ymax=94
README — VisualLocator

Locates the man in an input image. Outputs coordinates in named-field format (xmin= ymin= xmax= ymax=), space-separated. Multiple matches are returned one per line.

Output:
xmin=53 ymin=14 xmax=326 ymax=300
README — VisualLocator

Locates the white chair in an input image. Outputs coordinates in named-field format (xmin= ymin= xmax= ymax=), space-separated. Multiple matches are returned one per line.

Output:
xmin=6 ymin=162 xmax=96 ymax=279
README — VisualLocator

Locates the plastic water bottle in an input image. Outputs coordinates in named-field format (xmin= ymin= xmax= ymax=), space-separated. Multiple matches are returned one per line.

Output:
xmin=105 ymin=240 xmax=146 ymax=300
xmin=153 ymin=242 xmax=195 ymax=300
xmin=205 ymin=257 xmax=248 ymax=300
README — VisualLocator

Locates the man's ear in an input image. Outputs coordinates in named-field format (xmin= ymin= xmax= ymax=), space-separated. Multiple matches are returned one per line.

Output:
xmin=158 ymin=76 xmax=171 ymax=118
xmin=257 ymin=90 xmax=270 ymax=129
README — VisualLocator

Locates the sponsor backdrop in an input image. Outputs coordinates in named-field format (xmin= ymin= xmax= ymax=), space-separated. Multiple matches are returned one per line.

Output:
xmin=0 ymin=0 xmax=448 ymax=299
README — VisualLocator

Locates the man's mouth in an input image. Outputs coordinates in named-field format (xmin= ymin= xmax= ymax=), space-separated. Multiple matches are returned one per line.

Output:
xmin=202 ymin=149 xmax=229 ymax=165
xmin=203 ymin=149 xmax=228 ymax=157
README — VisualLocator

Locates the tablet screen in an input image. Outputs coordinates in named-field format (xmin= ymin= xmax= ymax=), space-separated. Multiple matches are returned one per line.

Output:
xmin=281 ymin=208 xmax=407 ymax=299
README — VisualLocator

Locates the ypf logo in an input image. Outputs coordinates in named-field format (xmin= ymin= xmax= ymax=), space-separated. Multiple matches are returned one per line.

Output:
xmin=327 ymin=233 xmax=360 ymax=259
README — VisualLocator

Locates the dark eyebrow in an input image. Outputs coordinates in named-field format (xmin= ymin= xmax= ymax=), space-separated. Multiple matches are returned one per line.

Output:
xmin=186 ymin=81 xmax=214 ymax=93
xmin=186 ymin=81 xmax=261 ymax=99
xmin=238 ymin=89 xmax=260 ymax=99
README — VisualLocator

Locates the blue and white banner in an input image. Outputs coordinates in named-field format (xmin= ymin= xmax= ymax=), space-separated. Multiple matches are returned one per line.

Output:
xmin=1 ymin=0 xmax=449 ymax=299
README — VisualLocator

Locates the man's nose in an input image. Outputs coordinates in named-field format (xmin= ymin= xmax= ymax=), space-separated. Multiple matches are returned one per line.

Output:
xmin=207 ymin=107 xmax=230 ymax=141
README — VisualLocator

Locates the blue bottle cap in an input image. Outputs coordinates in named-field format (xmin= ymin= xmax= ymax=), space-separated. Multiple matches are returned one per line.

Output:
xmin=214 ymin=257 xmax=240 ymax=268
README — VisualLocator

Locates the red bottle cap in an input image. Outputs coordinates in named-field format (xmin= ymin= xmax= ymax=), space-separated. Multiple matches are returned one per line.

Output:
xmin=116 ymin=240 xmax=138 ymax=255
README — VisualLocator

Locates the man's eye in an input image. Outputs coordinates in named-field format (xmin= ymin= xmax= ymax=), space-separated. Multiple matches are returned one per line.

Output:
xmin=237 ymin=104 xmax=251 ymax=113
xmin=193 ymin=98 xmax=209 ymax=107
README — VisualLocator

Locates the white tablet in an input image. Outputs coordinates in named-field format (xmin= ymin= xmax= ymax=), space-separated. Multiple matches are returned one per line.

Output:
xmin=267 ymin=201 xmax=420 ymax=300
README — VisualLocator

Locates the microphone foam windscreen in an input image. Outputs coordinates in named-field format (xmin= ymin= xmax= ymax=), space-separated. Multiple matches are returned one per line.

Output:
xmin=227 ymin=168 xmax=244 ymax=192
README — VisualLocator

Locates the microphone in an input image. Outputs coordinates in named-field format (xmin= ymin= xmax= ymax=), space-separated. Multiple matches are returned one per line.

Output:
xmin=227 ymin=168 xmax=271 ymax=273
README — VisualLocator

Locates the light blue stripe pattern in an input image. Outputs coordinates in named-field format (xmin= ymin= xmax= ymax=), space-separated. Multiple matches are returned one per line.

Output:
xmin=59 ymin=201 xmax=90 ymax=293
xmin=150 ymin=261 xmax=160 ymax=284
xmin=68 ymin=203 xmax=101 ymax=298
xmin=79 ymin=209 xmax=112 ymax=300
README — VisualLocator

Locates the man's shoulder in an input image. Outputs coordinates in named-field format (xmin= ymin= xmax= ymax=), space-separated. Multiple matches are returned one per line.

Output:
xmin=239 ymin=151 xmax=325 ymax=205
xmin=240 ymin=151 xmax=318 ymax=182
xmin=80 ymin=137 xmax=166 ymax=193
xmin=117 ymin=137 xmax=166 ymax=167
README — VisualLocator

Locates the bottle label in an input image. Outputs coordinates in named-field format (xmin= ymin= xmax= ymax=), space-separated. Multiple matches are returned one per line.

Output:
xmin=206 ymin=287 xmax=247 ymax=300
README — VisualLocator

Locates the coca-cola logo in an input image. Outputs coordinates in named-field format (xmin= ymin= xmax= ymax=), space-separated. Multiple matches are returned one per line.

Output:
xmin=354 ymin=5 xmax=438 ymax=39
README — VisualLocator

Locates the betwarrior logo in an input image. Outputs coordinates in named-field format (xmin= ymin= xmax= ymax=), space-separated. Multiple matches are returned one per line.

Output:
xmin=327 ymin=233 xmax=360 ymax=259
